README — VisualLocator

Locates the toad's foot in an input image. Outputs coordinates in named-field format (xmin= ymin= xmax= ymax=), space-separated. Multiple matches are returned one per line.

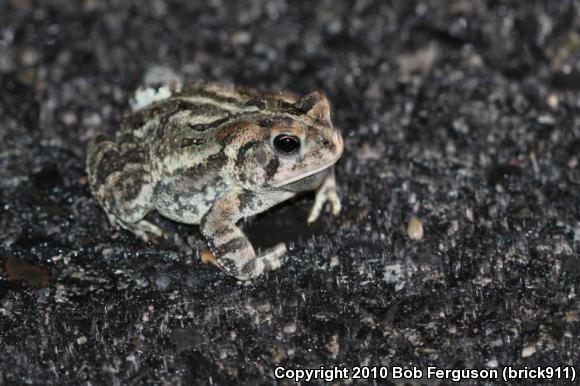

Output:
xmin=202 ymin=244 xmax=285 ymax=281
xmin=114 ymin=217 xmax=165 ymax=243
xmin=233 ymin=243 xmax=286 ymax=281
xmin=308 ymin=168 xmax=341 ymax=223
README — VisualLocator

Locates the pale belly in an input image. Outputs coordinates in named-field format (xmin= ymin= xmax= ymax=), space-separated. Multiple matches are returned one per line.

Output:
xmin=152 ymin=176 xmax=227 ymax=224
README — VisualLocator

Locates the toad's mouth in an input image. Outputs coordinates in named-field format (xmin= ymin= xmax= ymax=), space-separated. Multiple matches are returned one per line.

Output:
xmin=270 ymin=155 xmax=341 ymax=189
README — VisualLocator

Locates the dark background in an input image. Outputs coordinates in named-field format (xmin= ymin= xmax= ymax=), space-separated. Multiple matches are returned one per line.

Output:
xmin=1 ymin=0 xmax=579 ymax=384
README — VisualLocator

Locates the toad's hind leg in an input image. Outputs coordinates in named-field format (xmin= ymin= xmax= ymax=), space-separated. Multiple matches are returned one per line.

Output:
xmin=200 ymin=190 xmax=286 ymax=281
xmin=87 ymin=134 xmax=163 ymax=242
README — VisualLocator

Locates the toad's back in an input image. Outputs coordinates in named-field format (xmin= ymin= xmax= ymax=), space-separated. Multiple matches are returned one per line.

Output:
xmin=115 ymin=84 xmax=302 ymax=224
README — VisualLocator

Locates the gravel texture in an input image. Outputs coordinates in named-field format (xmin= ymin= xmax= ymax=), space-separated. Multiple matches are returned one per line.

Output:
xmin=1 ymin=0 xmax=579 ymax=384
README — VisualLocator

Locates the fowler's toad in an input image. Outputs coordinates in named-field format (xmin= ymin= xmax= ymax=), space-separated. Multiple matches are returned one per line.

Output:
xmin=87 ymin=84 xmax=343 ymax=280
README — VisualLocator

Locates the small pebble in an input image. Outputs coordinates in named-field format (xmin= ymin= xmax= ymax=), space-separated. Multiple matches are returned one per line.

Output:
xmin=61 ymin=112 xmax=77 ymax=126
xmin=231 ymin=31 xmax=251 ymax=45
xmin=486 ymin=359 xmax=498 ymax=368
xmin=76 ymin=336 xmax=87 ymax=345
xmin=20 ymin=47 xmax=40 ymax=66
xmin=407 ymin=217 xmax=424 ymax=240
xmin=521 ymin=344 xmax=536 ymax=358
xmin=325 ymin=335 xmax=340 ymax=359
xmin=447 ymin=220 xmax=459 ymax=236
xmin=465 ymin=208 xmax=475 ymax=222
xmin=491 ymin=339 xmax=503 ymax=347
xmin=155 ymin=273 xmax=171 ymax=290
xmin=283 ymin=323 xmax=297 ymax=334
xmin=547 ymin=93 xmax=559 ymax=110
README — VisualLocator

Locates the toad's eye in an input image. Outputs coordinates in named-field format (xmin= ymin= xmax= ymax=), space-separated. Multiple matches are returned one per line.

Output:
xmin=273 ymin=134 xmax=301 ymax=155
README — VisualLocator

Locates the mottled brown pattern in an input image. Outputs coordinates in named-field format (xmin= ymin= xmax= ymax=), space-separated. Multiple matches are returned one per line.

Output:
xmin=265 ymin=157 xmax=279 ymax=179
xmin=177 ymin=152 xmax=227 ymax=178
xmin=215 ymin=121 xmax=254 ymax=144
xmin=87 ymin=83 xmax=343 ymax=280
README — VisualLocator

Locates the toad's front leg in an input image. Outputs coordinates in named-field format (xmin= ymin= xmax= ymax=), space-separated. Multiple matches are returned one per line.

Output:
xmin=200 ymin=189 xmax=286 ymax=281
xmin=307 ymin=166 xmax=341 ymax=223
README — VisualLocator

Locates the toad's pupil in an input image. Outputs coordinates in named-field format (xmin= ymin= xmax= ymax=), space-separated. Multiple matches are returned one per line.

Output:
xmin=274 ymin=135 xmax=300 ymax=154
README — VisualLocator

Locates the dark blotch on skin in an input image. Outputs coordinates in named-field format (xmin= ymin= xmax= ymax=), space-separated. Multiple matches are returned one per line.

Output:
xmin=180 ymin=152 xmax=227 ymax=178
xmin=196 ymin=91 xmax=240 ymax=105
xmin=237 ymin=191 xmax=256 ymax=213
xmin=179 ymin=137 xmax=204 ymax=148
xmin=177 ymin=101 xmax=227 ymax=117
xmin=257 ymin=118 xmax=276 ymax=128
xmin=236 ymin=140 xmax=261 ymax=166
xmin=123 ymin=99 xmax=182 ymax=135
xmin=255 ymin=148 xmax=268 ymax=166
xmin=265 ymin=157 xmax=279 ymax=179
xmin=245 ymin=97 xmax=266 ymax=110
xmin=117 ymin=132 xmax=137 ymax=147
xmin=273 ymin=100 xmax=303 ymax=116
xmin=297 ymin=93 xmax=319 ymax=113
xmin=241 ymin=259 xmax=257 ymax=275
xmin=120 ymin=171 xmax=146 ymax=203
xmin=257 ymin=116 xmax=293 ymax=129
xmin=213 ymin=224 xmax=233 ymax=239
xmin=121 ymin=112 xmax=147 ymax=130
xmin=95 ymin=149 xmax=123 ymax=187
xmin=121 ymin=149 xmax=147 ymax=165
xmin=189 ymin=115 xmax=231 ymax=132
xmin=221 ymin=237 xmax=248 ymax=254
